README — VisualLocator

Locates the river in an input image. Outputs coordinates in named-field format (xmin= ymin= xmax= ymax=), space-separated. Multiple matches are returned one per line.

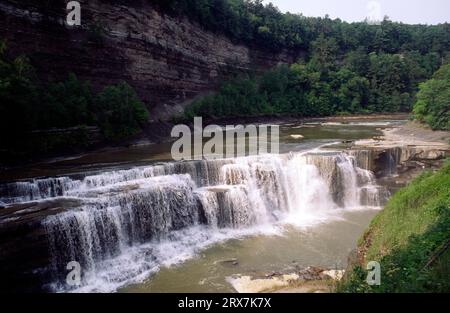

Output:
xmin=0 ymin=117 xmax=406 ymax=293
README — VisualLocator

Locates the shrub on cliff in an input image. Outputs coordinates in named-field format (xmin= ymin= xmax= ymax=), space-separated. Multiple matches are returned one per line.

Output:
xmin=0 ymin=41 xmax=149 ymax=161
xmin=95 ymin=82 xmax=149 ymax=140
xmin=0 ymin=41 xmax=40 ymax=138
xmin=41 ymin=73 xmax=94 ymax=129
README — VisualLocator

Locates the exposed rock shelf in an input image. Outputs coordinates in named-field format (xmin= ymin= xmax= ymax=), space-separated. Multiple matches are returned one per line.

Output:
xmin=227 ymin=267 xmax=344 ymax=293
xmin=349 ymin=122 xmax=449 ymax=176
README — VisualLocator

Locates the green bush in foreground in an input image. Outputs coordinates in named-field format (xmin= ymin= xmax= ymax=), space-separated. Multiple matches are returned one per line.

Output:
xmin=339 ymin=162 xmax=450 ymax=293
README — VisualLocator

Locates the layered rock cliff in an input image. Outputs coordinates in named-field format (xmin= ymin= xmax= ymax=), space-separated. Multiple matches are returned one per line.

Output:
xmin=0 ymin=0 xmax=300 ymax=121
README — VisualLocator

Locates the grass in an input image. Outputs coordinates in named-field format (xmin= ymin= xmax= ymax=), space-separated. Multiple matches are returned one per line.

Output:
xmin=339 ymin=161 xmax=450 ymax=293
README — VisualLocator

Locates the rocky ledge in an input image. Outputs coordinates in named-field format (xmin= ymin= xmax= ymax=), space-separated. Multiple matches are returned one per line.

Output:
xmin=355 ymin=121 xmax=449 ymax=153
xmin=227 ymin=267 xmax=345 ymax=293
xmin=352 ymin=121 xmax=450 ymax=178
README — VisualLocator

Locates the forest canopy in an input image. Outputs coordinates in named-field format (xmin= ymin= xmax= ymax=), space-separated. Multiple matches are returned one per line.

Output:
xmin=154 ymin=0 xmax=450 ymax=55
xmin=185 ymin=47 xmax=445 ymax=119
xmin=167 ymin=0 xmax=449 ymax=121
xmin=2 ymin=0 xmax=450 ymax=161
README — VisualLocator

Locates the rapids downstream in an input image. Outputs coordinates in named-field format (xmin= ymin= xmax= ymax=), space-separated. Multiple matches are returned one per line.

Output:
xmin=0 ymin=119 xmax=417 ymax=293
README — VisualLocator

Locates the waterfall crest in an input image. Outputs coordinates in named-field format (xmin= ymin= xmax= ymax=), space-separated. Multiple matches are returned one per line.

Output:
xmin=0 ymin=150 xmax=389 ymax=292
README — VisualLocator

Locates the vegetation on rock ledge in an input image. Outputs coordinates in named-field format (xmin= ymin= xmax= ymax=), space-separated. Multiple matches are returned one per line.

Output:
xmin=155 ymin=0 xmax=450 ymax=55
xmin=172 ymin=0 xmax=449 ymax=120
xmin=339 ymin=161 xmax=450 ymax=293
xmin=186 ymin=49 xmax=443 ymax=119
xmin=0 ymin=41 xmax=149 ymax=162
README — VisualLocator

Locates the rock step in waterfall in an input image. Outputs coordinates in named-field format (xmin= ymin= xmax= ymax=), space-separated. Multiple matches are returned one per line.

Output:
xmin=0 ymin=150 xmax=390 ymax=292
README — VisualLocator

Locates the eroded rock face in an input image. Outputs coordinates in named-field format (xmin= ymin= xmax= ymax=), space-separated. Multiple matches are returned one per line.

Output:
xmin=0 ymin=0 xmax=301 ymax=121
xmin=364 ymin=146 xmax=449 ymax=177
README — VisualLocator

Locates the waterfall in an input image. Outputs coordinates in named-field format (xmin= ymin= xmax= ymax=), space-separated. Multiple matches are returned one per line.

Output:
xmin=0 ymin=160 xmax=233 ymax=204
xmin=286 ymin=155 xmax=336 ymax=215
xmin=337 ymin=155 xmax=360 ymax=208
xmin=383 ymin=147 xmax=402 ymax=176
xmin=0 ymin=177 xmax=81 ymax=204
xmin=0 ymin=150 xmax=388 ymax=292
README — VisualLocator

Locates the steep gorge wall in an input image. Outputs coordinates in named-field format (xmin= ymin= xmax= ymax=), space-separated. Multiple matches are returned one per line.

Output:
xmin=0 ymin=0 xmax=301 ymax=121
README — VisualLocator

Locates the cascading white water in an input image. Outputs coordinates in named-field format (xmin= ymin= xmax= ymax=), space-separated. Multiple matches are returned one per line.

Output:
xmin=0 ymin=150 xmax=389 ymax=292
xmin=337 ymin=155 xmax=360 ymax=208
xmin=286 ymin=154 xmax=336 ymax=215
xmin=195 ymin=189 xmax=220 ymax=227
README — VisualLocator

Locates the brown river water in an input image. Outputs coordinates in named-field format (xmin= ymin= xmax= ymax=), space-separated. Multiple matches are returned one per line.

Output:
xmin=0 ymin=117 xmax=406 ymax=293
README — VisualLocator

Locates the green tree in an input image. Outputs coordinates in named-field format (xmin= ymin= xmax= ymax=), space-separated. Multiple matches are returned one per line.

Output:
xmin=95 ymin=82 xmax=149 ymax=140
xmin=310 ymin=33 xmax=338 ymax=71
xmin=0 ymin=41 xmax=39 ymax=144
xmin=413 ymin=64 xmax=450 ymax=130
xmin=41 ymin=74 xmax=93 ymax=128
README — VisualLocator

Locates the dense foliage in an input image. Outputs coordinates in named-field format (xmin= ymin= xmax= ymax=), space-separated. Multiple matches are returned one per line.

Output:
xmin=160 ymin=0 xmax=448 ymax=119
xmin=2 ymin=1 xmax=450 ymax=160
xmin=186 ymin=48 xmax=441 ymax=119
xmin=339 ymin=162 xmax=450 ymax=293
xmin=413 ymin=64 xmax=450 ymax=130
xmin=155 ymin=0 xmax=450 ymax=55
xmin=0 ymin=41 xmax=149 ymax=161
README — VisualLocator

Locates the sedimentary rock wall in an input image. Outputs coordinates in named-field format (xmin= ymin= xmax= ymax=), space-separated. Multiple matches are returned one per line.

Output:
xmin=0 ymin=0 xmax=300 ymax=120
